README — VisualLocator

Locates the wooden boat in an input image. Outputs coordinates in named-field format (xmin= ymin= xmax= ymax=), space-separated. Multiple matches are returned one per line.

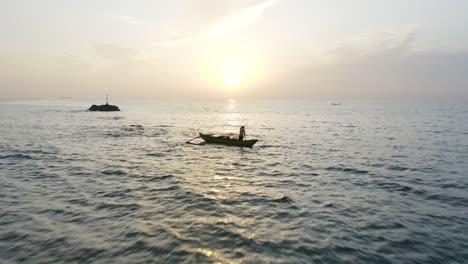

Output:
xmin=199 ymin=133 xmax=258 ymax=148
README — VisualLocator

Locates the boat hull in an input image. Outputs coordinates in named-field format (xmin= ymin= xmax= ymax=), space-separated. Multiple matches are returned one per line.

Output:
xmin=199 ymin=133 xmax=258 ymax=148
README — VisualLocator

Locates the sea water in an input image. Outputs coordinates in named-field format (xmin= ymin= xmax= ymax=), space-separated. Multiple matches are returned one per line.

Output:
xmin=1 ymin=99 xmax=467 ymax=263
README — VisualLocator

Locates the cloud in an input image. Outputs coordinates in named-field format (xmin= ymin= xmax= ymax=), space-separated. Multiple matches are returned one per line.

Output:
xmin=56 ymin=43 xmax=155 ymax=74
xmin=264 ymin=31 xmax=468 ymax=99
xmin=93 ymin=43 xmax=139 ymax=61
xmin=58 ymin=43 xmax=157 ymax=80
xmin=118 ymin=15 xmax=145 ymax=25
xmin=210 ymin=0 xmax=276 ymax=34
xmin=156 ymin=0 xmax=278 ymax=46
xmin=306 ymin=30 xmax=418 ymax=65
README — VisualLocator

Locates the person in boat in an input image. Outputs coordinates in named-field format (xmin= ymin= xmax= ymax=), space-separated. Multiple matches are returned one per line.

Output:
xmin=239 ymin=126 xmax=246 ymax=141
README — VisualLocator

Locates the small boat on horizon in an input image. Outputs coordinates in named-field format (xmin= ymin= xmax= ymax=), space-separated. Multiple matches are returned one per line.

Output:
xmin=199 ymin=133 xmax=258 ymax=148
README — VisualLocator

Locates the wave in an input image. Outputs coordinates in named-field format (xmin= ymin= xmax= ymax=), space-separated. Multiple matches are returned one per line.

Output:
xmin=0 ymin=154 xmax=33 ymax=160
xmin=325 ymin=166 xmax=369 ymax=174
xmin=101 ymin=170 xmax=127 ymax=176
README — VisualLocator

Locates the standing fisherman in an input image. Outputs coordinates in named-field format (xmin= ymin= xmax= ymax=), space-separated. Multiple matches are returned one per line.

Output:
xmin=239 ymin=126 xmax=246 ymax=141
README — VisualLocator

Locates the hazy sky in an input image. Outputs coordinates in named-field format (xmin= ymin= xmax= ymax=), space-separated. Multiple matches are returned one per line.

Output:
xmin=1 ymin=0 xmax=468 ymax=99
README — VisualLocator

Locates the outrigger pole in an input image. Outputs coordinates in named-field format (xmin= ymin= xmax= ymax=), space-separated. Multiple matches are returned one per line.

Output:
xmin=186 ymin=136 xmax=203 ymax=145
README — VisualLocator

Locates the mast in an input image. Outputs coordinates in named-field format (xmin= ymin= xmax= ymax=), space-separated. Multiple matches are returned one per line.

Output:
xmin=106 ymin=93 xmax=108 ymax=105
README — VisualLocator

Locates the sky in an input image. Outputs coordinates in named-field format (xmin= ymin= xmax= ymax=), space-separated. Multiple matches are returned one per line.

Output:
xmin=1 ymin=0 xmax=468 ymax=100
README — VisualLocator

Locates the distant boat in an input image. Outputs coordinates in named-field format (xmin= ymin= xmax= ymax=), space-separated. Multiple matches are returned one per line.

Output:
xmin=199 ymin=133 xmax=258 ymax=148
xmin=332 ymin=102 xmax=341 ymax=105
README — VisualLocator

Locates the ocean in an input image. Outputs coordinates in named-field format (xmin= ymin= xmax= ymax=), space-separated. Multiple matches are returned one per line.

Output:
xmin=1 ymin=99 xmax=467 ymax=263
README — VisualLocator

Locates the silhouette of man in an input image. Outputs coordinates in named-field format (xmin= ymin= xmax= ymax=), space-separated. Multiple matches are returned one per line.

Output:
xmin=239 ymin=126 xmax=246 ymax=141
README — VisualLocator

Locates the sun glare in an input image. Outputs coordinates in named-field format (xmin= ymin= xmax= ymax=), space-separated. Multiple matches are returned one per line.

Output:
xmin=218 ymin=61 xmax=248 ymax=89
xmin=206 ymin=49 xmax=259 ymax=91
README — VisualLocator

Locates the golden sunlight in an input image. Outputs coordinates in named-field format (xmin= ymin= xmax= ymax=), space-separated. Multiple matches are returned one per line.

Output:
xmin=218 ymin=61 xmax=248 ymax=89
xmin=205 ymin=48 xmax=259 ymax=91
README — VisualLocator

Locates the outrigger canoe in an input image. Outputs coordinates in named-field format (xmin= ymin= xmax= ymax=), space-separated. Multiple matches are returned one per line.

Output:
xmin=199 ymin=133 xmax=258 ymax=148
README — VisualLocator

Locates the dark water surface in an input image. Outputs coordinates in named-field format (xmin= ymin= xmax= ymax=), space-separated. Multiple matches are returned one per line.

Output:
xmin=1 ymin=99 xmax=467 ymax=263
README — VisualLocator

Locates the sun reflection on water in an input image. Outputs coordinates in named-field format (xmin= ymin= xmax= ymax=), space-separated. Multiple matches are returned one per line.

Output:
xmin=220 ymin=99 xmax=242 ymax=135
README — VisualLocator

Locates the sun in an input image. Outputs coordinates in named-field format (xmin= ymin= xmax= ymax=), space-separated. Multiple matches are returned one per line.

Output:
xmin=206 ymin=51 xmax=258 ymax=91
xmin=217 ymin=61 xmax=249 ymax=89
